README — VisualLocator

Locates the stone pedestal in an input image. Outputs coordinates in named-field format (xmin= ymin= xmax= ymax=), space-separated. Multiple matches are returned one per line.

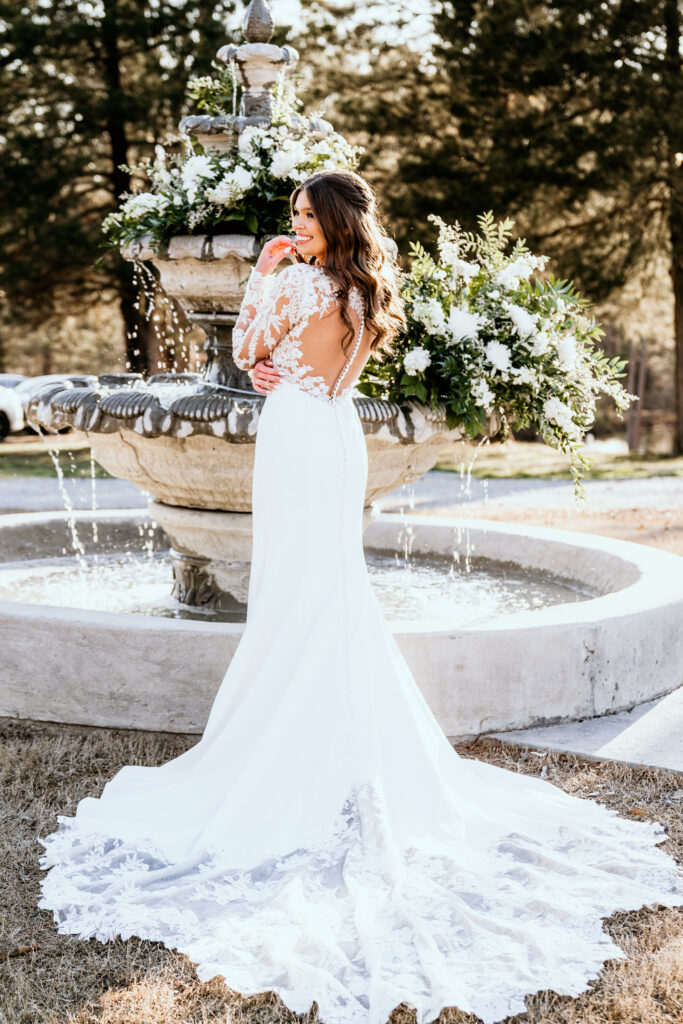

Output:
xmin=151 ymin=499 xmax=380 ymax=610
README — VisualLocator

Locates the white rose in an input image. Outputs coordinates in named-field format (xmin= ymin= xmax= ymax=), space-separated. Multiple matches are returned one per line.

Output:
xmin=504 ymin=302 xmax=537 ymax=340
xmin=447 ymin=306 xmax=482 ymax=345
xmin=269 ymin=150 xmax=296 ymax=179
xmin=238 ymin=126 xmax=266 ymax=153
xmin=438 ymin=240 xmax=460 ymax=265
xmin=543 ymin=396 xmax=581 ymax=438
xmin=181 ymin=154 xmax=215 ymax=181
xmin=495 ymin=254 xmax=547 ymax=289
xmin=207 ymin=166 xmax=255 ymax=206
xmin=511 ymin=365 xmax=536 ymax=385
xmin=404 ymin=346 xmax=432 ymax=374
xmin=412 ymin=297 xmax=447 ymax=337
xmin=122 ymin=192 xmax=165 ymax=219
xmin=531 ymin=330 xmax=550 ymax=355
xmin=270 ymin=139 xmax=308 ymax=179
xmin=484 ymin=340 xmax=512 ymax=372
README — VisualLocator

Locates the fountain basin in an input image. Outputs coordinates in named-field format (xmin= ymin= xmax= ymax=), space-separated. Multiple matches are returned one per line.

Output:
xmin=1 ymin=508 xmax=682 ymax=740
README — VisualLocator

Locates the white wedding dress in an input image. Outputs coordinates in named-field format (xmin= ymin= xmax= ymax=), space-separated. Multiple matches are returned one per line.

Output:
xmin=40 ymin=262 xmax=683 ymax=1024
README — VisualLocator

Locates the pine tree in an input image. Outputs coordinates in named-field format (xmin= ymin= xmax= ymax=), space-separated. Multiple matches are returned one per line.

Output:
xmin=0 ymin=0 xmax=235 ymax=373
xmin=299 ymin=1 xmax=683 ymax=449
xmin=370 ymin=0 xmax=683 ymax=450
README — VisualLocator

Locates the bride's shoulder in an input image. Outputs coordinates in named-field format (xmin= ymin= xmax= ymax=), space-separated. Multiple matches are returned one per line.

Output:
xmin=274 ymin=261 xmax=329 ymax=292
xmin=277 ymin=262 xmax=337 ymax=303
xmin=278 ymin=261 xmax=324 ymax=279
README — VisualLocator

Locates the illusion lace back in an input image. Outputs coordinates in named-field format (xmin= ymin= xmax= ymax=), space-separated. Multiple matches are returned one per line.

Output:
xmin=39 ymin=263 xmax=683 ymax=1024
xmin=232 ymin=263 xmax=371 ymax=402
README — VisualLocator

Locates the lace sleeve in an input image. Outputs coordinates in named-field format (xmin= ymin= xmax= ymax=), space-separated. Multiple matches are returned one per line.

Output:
xmin=232 ymin=266 xmax=298 ymax=371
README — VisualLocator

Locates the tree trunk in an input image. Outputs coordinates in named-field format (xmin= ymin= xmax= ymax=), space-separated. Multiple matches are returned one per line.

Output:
xmin=664 ymin=0 xmax=683 ymax=454
xmin=101 ymin=0 xmax=151 ymax=374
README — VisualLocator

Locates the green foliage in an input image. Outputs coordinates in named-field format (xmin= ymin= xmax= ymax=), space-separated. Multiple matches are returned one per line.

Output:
xmin=102 ymin=117 xmax=360 ymax=251
xmin=358 ymin=212 xmax=633 ymax=497
xmin=186 ymin=61 xmax=241 ymax=116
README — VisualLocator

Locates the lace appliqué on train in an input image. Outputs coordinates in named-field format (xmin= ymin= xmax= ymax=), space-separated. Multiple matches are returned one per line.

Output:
xmin=38 ymin=776 xmax=683 ymax=1024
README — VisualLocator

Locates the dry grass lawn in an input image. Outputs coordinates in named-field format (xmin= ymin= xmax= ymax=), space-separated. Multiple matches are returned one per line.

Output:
xmin=1 ymin=719 xmax=681 ymax=1024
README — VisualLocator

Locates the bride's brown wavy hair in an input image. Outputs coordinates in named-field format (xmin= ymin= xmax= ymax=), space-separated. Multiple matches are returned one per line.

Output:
xmin=290 ymin=170 xmax=406 ymax=359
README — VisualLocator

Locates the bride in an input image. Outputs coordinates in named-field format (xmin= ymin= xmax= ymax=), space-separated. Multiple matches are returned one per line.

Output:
xmin=39 ymin=169 xmax=683 ymax=1024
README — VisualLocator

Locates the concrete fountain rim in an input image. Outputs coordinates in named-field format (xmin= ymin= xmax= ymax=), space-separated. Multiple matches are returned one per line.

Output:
xmin=2 ymin=507 xmax=681 ymax=738
xmin=0 ymin=507 xmax=681 ymax=637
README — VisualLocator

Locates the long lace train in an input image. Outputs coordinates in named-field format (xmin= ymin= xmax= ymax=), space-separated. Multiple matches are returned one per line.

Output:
xmin=39 ymin=380 xmax=683 ymax=1024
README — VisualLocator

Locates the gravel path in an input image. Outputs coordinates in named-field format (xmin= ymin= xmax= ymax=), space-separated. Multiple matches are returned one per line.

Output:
xmin=382 ymin=471 xmax=683 ymax=514
xmin=0 ymin=476 xmax=148 ymax=514
xmin=2 ymin=470 xmax=682 ymax=517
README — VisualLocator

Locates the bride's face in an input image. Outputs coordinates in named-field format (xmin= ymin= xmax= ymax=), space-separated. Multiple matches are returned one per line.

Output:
xmin=292 ymin=190 xmax=327 ymax=263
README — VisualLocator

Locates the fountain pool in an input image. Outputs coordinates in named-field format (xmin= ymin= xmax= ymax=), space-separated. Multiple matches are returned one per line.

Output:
xmin=2 ymin=507 xmax=681 ymax=741
xmin=0 ymin=548 xmax=594 ymax=625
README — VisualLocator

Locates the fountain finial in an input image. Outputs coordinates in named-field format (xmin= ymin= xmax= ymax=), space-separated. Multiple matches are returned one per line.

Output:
xmin=243 ymin=0 xmax=274 ymax=44
xmin=211 ymin=0 xmax=298 ymax=123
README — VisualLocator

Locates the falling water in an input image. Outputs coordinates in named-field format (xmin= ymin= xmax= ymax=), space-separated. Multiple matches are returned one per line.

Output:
xmin=129 ymin=259 xmax=196 ymax=374
xmin=89 ymin=452 xmax=99 ymax=545
xmin=273 ymin=68 xmax=286 ymax=119
xmin=390 ymin=429 xmax=501 ymax=579
xmin=231 ymin=57 xmax=238 ymax=118
xmin=34 ymin=424 xmax=87 ymax=570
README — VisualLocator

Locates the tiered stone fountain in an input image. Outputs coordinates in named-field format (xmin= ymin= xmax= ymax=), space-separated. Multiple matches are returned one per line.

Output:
xmin=17 ymin=0 xmax=683 ymax=740
xmin=28 ymin=0 xmax=470 ymax=614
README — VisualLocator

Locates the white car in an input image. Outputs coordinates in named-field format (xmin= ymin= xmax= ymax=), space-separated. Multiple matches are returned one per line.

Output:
xmin=0 ymin=385 xmax=24 ymax=440
xmin=0 ymin=373 xmax=26 ymax=389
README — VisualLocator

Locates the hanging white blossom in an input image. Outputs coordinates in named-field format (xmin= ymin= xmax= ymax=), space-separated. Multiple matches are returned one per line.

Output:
xmin=471 ymin=378 xmax=495 ymax=410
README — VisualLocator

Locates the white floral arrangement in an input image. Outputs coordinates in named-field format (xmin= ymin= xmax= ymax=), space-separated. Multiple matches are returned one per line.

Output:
xmin=102 ymin=76 xmax=361 ymax=250
xmin=356 ymin=213 xmax=631 ymax=494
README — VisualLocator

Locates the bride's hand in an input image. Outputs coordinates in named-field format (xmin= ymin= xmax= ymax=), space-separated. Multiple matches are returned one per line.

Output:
xmin=255 ymin=235 xmax=296 ymax=275
xmin=251 ymin=358 xmax=281 ymax=394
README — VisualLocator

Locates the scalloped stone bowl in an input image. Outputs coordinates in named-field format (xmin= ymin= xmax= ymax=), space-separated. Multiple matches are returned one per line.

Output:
xmin=27 ymin=374 xmax=473 ymax=608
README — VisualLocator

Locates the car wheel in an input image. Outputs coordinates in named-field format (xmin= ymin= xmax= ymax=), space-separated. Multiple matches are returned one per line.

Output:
xmin=0 ymin=411 xmax=9 ymax=441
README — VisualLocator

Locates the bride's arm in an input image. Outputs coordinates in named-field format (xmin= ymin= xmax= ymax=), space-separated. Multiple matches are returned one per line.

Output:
xmin=232 ymin=233 xmax=301 ymax=371
xmin=232 ymin=266 xmax=298 ymax=371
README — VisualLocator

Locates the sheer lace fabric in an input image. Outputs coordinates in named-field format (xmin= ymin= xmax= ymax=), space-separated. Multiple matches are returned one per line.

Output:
xmin=39 ymin=273 xmax=683 ymax=1024
xmin=232 ymin=263 xmax=370 ymax=402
